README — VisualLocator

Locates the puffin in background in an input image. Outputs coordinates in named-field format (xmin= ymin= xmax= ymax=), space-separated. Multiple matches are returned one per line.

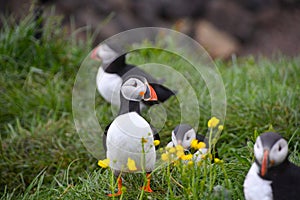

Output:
xmin=167 ymin=124 xmax=218 ymax=162
xmin=104 ymin=75 xmax=159 ymax=196
xmin=90 ymin=44 xmax=175 ymax=107
xmin=243 ymin=132 xmax=300 ymax=200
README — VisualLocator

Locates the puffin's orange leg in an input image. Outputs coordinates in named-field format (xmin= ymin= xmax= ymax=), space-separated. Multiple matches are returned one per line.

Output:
xmin=108 ymin=177 xmax=122 ymax=197
xmin=141 ymin=173 xmax=153 ymax=193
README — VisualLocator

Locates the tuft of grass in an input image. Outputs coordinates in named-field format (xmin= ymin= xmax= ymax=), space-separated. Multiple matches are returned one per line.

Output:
xmin=1 ymin=10 xmax=299 ymax=200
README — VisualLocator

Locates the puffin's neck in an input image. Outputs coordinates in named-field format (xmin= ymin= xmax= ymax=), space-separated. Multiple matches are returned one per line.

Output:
xmin=102 ymin=54 xmax=126 ymax=73
xmin=257 ymin=158 xmax=290 ymax=180
xmin=118 ymin=94 xmax=141 ymax=115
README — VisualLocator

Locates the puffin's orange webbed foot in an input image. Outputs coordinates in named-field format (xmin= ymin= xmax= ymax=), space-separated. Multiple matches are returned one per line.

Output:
xmin=141 ymin=173 xmax=153 ymax=193
xmin=107 ymin=177 xmax=123 ymax=197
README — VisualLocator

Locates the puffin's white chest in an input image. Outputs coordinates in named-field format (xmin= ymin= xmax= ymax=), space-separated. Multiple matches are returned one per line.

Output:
xmin=243 ymin=163 xmax=273 ymax=200
xmin=106 ymin=112 xmax=156 ymax=172
xmin=96 ymin=67 xmax=122 ymax=106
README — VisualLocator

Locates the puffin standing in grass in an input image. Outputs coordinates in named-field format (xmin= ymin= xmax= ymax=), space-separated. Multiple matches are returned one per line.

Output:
xmin=104 ymin=75 xmax=159 ymax=196
xmin=90 ymin=44 xmax=175 ymax=107
xmin=243 ymin=132 xmax=300 ymax=200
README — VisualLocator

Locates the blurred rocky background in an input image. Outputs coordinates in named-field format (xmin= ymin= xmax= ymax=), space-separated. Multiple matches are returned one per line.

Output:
xmin=1 ymin=0 xmax=300 ymax=59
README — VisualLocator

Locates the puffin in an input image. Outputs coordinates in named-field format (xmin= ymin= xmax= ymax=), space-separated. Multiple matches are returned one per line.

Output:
xmin=243 ymin=132 xmax=300 ymax=200
xmin=166 ymin=124 xmax=218 ymax=162
xmin=104 ymin=75 xmax=159 ymax=196
xmin=167 ymin=124 xmax=207 ymax=149
xmin=90 ymin=44 xmax=175 ymax=107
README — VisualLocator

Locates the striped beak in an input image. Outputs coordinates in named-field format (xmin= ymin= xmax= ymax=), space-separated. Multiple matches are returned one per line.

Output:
xmin=142 ymin=84 xmax=158 ymax=101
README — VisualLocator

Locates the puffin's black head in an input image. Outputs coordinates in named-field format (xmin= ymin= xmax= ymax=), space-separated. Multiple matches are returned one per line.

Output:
xmin=172 ymin=124 xmax=196 ymax=149
xmin=254 ymin=132 xmax=288 ymax=177
xmin=121 ymin=75 xmax=158 ymax=102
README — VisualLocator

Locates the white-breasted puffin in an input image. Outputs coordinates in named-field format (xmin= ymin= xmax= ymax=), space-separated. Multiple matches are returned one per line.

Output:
xmin=244 ymin=132 xmax=300 ymax=200
xmin=104 ymin=75 xmax=159 ymax=196
xmin=90 ymin=44 xmax=175 ymax=107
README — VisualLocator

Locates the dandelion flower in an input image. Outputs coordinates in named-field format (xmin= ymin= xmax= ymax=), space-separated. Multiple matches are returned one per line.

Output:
xmin=161 ymin=153 xmax=169 ymax=161
xmin=98 ymin=158 xmax=110 ymax=168
xmin=168 ymin=147 xmax=176 ymax=153
xmin=218 ymin=125 xmax=224 ymax=131
xmin=141 ymin=137 xmax=148 ymax=143
xmin=214 ymin=158 xmax=224 ymax=164
xmin=181 ymin=154 xmax=193 ymax=160
xmin=153 ymin=140 xmax=160 ymax=146
xmin=190 ymin=139 xmax=199 ymax=149
xmin=208 ymin=117 xmax=220 ymax=128
xmin=196 ymin=142 xmax=206 ymax=149
xmin=175 ymin=145 xmax=184 ymax=152
xmin=176 ymin=150 xmax=184 ymax=158
xmin=187 ymin=161 xmax=194 ymax=166
xmin=127 ymin=158 xmax=137 ymax=171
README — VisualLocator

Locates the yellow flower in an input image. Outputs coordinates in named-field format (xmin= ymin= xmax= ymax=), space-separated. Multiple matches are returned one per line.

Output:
xmin=214 ymin=158 xmax=224 ymax=164
xmin=176 ymin=150 xmax=184 ymax=158
xmin=175 ymin=145 xmax=184 ymax=152
xmin=141 ymin=137 xmax=148 ymax=143
xmin=181 ymin=154 xmax=193 ymax=160
xmin=196 ymin=142 xmax=206 ymax=150
xmin=208 ymin=117 xmax=220 ymax=128
xmin=153 ymin=140 xmax=160 ymax=146
xmin=161 ymin=153 xmax=169 ymax=161
xmin=127 ymin=158 xmax=137 ymax=171
xmin=98 ymin=158 xmax=110 ymax=168
xmin=218 ymin=125 xmax=224 ymax=131
xmin=190 ymin=139 xmax=199 ymax=149
xmin=187 ymin=161 xmax=194 ymax=166
xmin=168 ymin=147 xmax=176 ymax=153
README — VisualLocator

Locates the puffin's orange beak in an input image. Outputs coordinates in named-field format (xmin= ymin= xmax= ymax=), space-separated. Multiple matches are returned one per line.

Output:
xmin=148 ymin=85 xmax=158 ymax=101
xmin=91 ymin=47 xmax=101 ymax=61
xmin=261 ymin=150 xmax=269 ymax=177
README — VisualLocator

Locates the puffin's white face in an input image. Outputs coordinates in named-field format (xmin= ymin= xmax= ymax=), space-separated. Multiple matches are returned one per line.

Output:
xmin=181 ymin=129 xmax=196 ymax=149
xmin=121 ymin=77 xmax=157 ymax=102
xmin=172 ymin=128 xmax=196 ymax=149
xmin=254 ymin=136 xmax=288 ymax=176
xmin=92 ymin=44 xmax=118 ymax=63
xmin=268 ymin=138 xmax=288 ymax=165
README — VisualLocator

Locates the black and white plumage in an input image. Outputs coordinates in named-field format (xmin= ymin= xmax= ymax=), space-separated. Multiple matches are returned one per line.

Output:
xmin=91 ymin=44 xmax=175 ymax=107
xmin=244 ymin=132 xmax=300 ymax=200
xmin=104 ymin=75 xmax=158 ymax=196
xmin=167 ymin=124 xmax=210 ymax=162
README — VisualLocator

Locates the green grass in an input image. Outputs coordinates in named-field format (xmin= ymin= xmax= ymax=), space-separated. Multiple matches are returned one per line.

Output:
xmin=1 ymin=11 xmax=300 ymax=200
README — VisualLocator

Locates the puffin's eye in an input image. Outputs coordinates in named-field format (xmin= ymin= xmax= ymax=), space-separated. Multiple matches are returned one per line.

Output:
xmin=132 ymin=80 xmax=137 ymax=87
xmin=186 ymin=136 xmax=190 ymax=140
xmin=278 ymin=145 xmax=282 ymax=151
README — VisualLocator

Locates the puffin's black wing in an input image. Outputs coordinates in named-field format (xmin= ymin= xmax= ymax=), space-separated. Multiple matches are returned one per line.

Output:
xmin=269 ymin=161 xmax=300 ymax=200
xmin=144 ymin=83 xmax=176 ymax=106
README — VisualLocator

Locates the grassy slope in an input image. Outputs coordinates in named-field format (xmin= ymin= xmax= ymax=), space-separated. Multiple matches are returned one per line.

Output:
xmin=0 ymin=12 xmax=299 ymax=200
